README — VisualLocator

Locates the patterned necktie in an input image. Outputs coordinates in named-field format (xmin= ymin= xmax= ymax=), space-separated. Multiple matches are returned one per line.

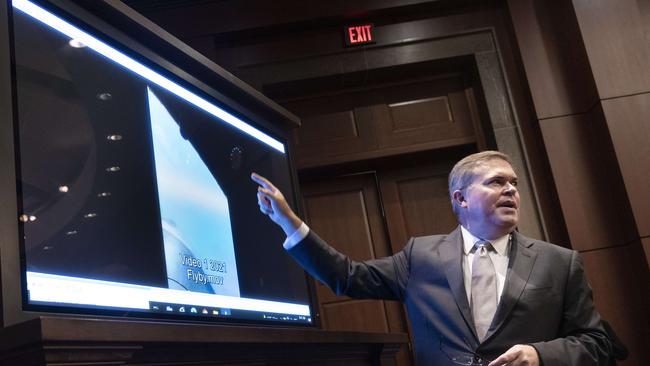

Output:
xmin=471 ymin=241 xmax=497 ymax=342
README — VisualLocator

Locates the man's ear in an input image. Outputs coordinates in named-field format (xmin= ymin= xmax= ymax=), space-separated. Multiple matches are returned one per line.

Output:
xmin=452 ymin=190 xmax=467 ymax=208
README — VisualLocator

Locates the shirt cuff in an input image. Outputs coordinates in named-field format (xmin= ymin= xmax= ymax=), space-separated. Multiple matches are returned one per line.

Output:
xmin=282 ymin=222 xmax=310 ymax=250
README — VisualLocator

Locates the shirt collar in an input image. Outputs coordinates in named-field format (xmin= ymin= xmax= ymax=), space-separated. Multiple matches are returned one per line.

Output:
xmin=460 ymin=225 xmax=510 ymax=256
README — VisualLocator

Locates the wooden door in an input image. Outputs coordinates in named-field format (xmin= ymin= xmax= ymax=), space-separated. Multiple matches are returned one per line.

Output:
xmin=298 ymin=154 xmax=468 ymax=366
xmin=300 ymin=172 xmax=412 ymax=365
xmin=287 ymin=67 xmax=484 ymax=366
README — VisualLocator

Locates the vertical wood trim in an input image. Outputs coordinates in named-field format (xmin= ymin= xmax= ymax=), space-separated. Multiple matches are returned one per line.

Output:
xmin=474 ymin=49 xmax=546 ymax=240
xmin=465 ymin=86 xmax=488 ymax=151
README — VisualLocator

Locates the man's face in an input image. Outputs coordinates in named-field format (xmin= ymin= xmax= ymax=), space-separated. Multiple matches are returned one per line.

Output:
xmin=459 ymin=158 xmax=520 ymax=239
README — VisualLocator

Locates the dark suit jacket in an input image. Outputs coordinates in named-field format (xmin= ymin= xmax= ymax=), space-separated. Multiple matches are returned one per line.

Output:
xmin=288 ymin=226 xmax=611 ymax=366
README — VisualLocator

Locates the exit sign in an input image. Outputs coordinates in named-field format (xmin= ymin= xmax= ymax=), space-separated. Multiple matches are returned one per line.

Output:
xmin=344 ymin=24 xmax=375 ymax=46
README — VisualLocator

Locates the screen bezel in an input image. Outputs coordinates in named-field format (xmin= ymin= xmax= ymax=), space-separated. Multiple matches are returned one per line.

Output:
xmin=0 ymin=0 xmax=317 ymax=328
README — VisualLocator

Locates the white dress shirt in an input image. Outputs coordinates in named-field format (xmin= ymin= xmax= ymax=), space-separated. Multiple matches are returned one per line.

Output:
xmin=283 ymin=222 xmax=310 ymax=250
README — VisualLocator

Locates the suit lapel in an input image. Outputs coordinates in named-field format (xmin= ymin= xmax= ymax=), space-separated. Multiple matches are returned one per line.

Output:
xmin=484 ymin=232 xmax=537 ymax=341
xmin=438 ymin=227 xmax=477 ymax=341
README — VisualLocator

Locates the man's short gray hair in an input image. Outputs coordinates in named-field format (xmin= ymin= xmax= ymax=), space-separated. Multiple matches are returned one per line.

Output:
xmin=448 ymin=150 xmax=513 ymax=218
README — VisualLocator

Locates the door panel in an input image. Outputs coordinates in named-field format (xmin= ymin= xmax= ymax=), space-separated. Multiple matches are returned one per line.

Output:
xmin=303 ymin=189 xmax=378 ymax=261
xmin=287 ymin=74 xmax=479 ymax=168
xmin=320 ymin=300 xmax=389 ymax=333
xmin=296 ymin=107 xmax=377 ymax=160
xmin=379 ymin=161 xmax=459 ymax=255
xmin=375 ymin=76 xmax=476 ymax=149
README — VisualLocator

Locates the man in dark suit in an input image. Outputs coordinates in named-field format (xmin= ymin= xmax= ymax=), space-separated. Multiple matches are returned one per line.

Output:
xmin=252 ymin=151 xmax=611 ymax=366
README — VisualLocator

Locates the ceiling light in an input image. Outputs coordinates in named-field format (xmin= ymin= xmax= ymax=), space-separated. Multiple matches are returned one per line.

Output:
xmin=97 ymin=92 xmax=112 ymax=101
xmin=58 ymin=185 xmax=69 ymax=193
xmin=68 ymin=39 xmax=86 ymax=48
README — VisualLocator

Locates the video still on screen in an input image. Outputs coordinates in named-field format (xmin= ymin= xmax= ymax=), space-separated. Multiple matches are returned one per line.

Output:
xmin=11 ymin=0 xmax=312 ymax=325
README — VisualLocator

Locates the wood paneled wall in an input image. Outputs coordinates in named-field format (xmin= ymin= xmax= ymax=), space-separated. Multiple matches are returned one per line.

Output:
xmin=137 ymin=0 xmax=576 ymax=243
xmin=194 ymin=7 xmax=552 ymax=242
xmin=129 ymin=0 xmax=647 ymax=363
xmin=508 ymin=1 xmax=650 ymax=364
xmin=573 ymin=0 xmax=650 ymax=244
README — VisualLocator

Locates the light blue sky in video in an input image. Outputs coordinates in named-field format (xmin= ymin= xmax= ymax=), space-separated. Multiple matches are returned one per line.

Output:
xmin=148 ymin=87 xmax=240 ymax=297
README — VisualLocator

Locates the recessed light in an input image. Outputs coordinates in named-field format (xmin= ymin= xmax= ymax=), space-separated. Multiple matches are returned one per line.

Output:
xmin=97 ymin=92 xmax=112 ymax=101
xmin=58 ymin=185 xmax=69 ymax=193
xmin=68 ymin=39 xmax=86 ymax=48
xmin=106 ymin=166 xmax=120 ymax=172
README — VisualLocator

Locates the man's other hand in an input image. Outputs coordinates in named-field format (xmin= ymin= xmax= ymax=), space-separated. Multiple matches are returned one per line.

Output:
xmin=251 ymin=172 xmax=302 ymax=236
xmin=488 ymin=345 xmax=540 ymax=366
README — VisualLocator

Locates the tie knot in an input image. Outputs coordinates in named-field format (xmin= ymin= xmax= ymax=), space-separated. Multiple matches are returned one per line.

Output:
xmin=471 ymin=240 xmax=493 ymax=254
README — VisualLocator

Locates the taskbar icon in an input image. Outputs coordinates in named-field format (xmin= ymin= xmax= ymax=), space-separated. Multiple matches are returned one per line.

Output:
xmin=149 ymin=301 xmax=231 ymax=318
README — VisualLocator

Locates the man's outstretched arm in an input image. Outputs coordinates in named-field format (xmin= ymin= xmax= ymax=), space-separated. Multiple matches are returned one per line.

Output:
xmin=251 ymin=172 xmax=408 ymax=301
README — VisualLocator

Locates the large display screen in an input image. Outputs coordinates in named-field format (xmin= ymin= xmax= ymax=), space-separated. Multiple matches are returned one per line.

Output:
xmin=11 ymin=0 xmax=312 ymax=325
